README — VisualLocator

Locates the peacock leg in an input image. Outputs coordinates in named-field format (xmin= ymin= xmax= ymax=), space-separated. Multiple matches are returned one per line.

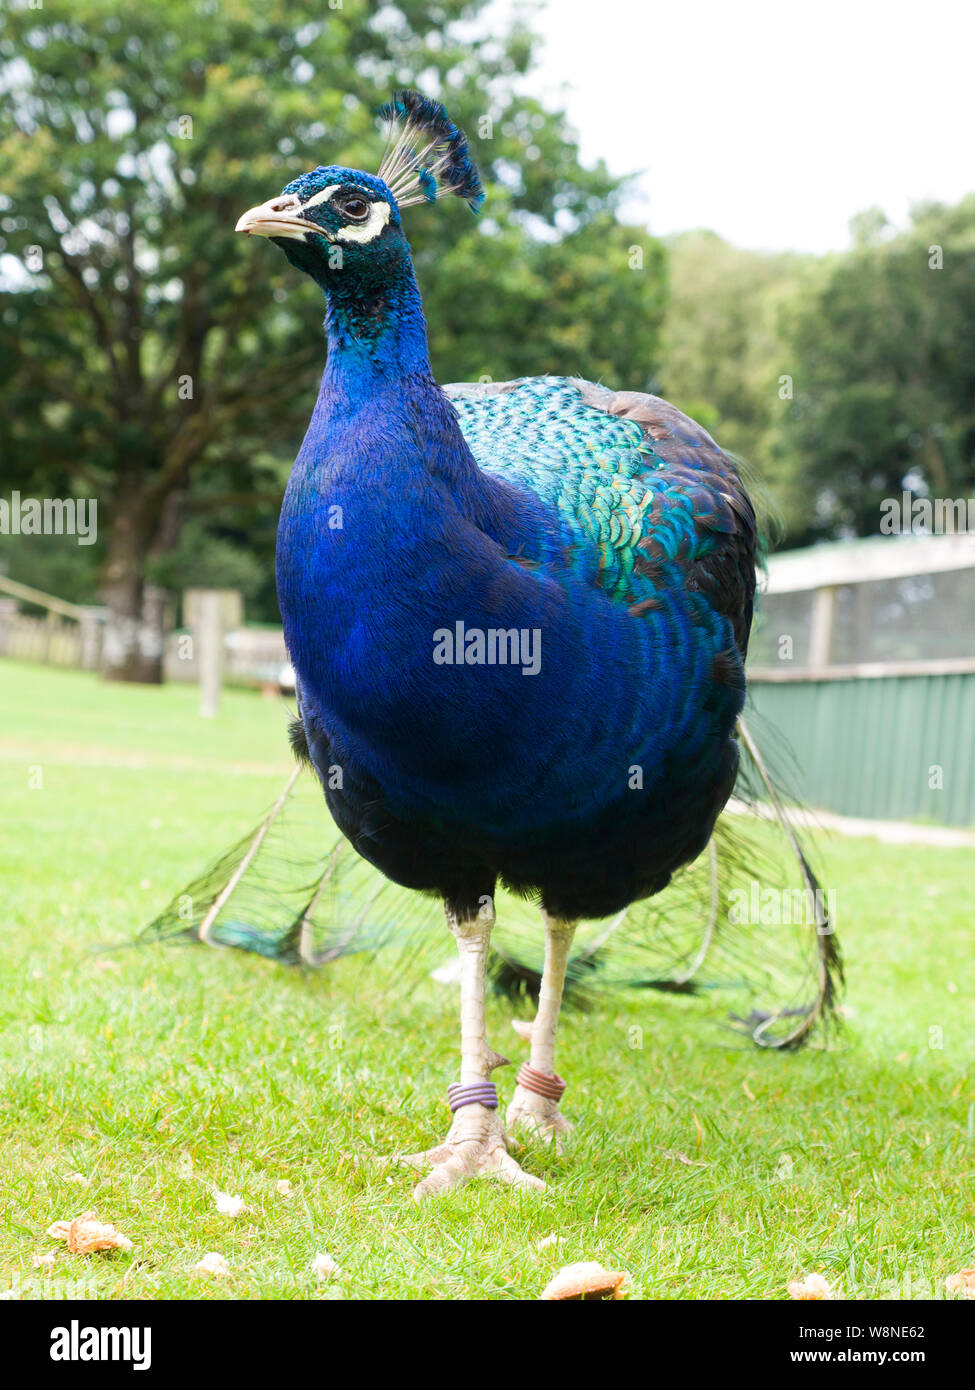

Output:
xmin=506 ymin=912 xmax=576 ymax=1147
xmin=403 ymin=900 xmax=545 ymax=1199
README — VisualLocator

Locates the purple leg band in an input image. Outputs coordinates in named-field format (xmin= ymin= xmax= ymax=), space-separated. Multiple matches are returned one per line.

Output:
xmin=447 ymin=1081 xmax=499 ymax=1112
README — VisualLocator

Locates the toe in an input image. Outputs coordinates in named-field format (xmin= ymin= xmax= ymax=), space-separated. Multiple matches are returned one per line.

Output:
xmin=412 ymin=1154 xmax=469 ymax=1200
xmin=496 ymin=1149 xmax=546 ymax=1191
xmin=410 ymin=1134 xmax=547 ymax=1198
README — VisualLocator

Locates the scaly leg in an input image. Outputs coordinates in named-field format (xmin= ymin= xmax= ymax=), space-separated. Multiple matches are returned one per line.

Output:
xmin=403 ymin=900 xmax=545 ymax=1199
xmin=506 ymin=911 xmax=576 ymax=1145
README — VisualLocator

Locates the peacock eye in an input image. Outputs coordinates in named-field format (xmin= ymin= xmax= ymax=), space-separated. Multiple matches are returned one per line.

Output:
xmin=336 ymin=194 xmax=370 ymax=221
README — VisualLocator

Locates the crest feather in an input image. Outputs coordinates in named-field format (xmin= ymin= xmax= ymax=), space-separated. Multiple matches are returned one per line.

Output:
xmin=377 ymin=90 xmax=484 ymax=213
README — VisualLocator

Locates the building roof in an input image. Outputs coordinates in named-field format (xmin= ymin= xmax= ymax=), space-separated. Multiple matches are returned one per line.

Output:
xmin=765 ymin=533 xmax=975 ymax=594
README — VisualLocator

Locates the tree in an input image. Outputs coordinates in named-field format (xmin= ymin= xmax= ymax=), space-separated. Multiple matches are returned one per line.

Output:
xmin=1 ymin=0 xmax=659 ymax=677
xmin=656 ymin=230 xmax=815 ymax=539
xmin=777 ymin=198 xmax=975 ymax=540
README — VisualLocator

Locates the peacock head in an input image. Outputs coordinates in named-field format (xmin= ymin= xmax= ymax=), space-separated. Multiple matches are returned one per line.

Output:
xmin=235 ymin=91 xmax=483 ymax=295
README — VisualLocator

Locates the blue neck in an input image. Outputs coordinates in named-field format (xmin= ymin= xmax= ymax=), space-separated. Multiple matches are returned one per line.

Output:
xmin=321 ymin=260 xmax=434 ymax=391
xmin=278 ymin=249 xmax=503 ymax=716
xmin=300 ymin=245 xmax=492 ymax=508
xmin=290 ymin=243 xmax=563 ymax=548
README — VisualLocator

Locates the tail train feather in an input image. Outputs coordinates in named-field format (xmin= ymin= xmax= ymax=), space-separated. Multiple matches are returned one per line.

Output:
xmin=139 ymin=715 xmax=842 ymax=1049
xmin=732 ymin=715 xmax=843 ymax=1048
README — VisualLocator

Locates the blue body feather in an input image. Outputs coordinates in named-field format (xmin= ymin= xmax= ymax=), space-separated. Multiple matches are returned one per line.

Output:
xmin=272 ymin=179 xmax=754 ymax=918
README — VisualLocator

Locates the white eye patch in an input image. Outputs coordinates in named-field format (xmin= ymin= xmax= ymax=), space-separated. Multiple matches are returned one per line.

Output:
xmin=298 ymin=184 xmax=391 ymax=243
xmin=300 ymin=184 xmax=341 ymax=210
xmin=335 ymin=201 xmax=391 ymax=243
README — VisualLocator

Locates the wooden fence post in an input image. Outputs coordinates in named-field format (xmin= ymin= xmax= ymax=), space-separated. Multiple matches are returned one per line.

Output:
xmin=809 ymin=585 xmax=836 ymax=670
xmin=78 ymin=607 xmax=105 ymax=671
xmin=0 ymin=598 xmax=18 ymax=656
xmin=197 ymin=591 xmax=225 ymax=719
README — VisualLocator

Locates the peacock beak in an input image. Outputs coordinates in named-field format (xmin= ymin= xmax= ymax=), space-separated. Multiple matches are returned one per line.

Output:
xmin=235 ymin=195 xmax=316 ymax=241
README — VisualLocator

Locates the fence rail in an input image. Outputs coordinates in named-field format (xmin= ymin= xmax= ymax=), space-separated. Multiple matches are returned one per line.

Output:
xmin=0 ymin=576 xmax=104 ymax=669
xmin=0 ymin=573 xmax=89 ymax=619
xmin=0 ymin=610 xmax=84 ymax=666
xmin=0 ymin=577 xmax=288 ymax=688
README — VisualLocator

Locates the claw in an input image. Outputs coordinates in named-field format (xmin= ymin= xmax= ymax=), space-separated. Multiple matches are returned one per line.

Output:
xmin=396 ymin=1102 xmax=545 ymax=1199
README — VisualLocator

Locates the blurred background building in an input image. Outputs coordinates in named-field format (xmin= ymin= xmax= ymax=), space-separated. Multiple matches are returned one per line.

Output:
xmin=749 ymin=536 xmax=975 ymax=825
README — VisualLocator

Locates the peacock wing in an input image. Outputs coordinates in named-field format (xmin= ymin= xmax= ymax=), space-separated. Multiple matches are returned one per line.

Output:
xmin=444 ymin=375 xmax=758 ymax=656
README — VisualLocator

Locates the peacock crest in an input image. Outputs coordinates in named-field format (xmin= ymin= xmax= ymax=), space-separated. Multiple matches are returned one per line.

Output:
xmin=376 ymin=89 xmax=485 ymax=212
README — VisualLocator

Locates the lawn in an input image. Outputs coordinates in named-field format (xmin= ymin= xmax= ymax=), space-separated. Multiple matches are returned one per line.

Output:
xmin=0 ymin=661 xmax=972 ymax=1301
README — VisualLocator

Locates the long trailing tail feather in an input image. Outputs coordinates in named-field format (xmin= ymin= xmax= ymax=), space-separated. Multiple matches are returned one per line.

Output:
xmin=197 ymin=765 xmax=303 ymax=948
xmin=140 ymin=768 xmax=446 ymax=971
xmin=732 ymin=715 xmax=843 ymax=1047
xmin=140 ymin=705 xmax=842 ymax=1050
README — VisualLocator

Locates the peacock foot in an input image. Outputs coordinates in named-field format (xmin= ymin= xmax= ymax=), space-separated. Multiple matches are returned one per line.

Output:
xmin=505 ymin=1084 xmax=571 ymax=1149
xmin=399 ymin=1101 xmax=546 ymax=1200
xmin=505 ymin=1039 xmax=572 ymax=1149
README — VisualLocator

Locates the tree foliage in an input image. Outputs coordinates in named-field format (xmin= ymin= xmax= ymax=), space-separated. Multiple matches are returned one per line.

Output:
xmin=657 ymin=230 xmax=815 ymax=537
xmin=658 ymin=206 xmax=975 ymax=547
xmin=779 ymin=198 xmax=975 ymax=540
xmin=0 ymin=0 xmax=664 ymax=671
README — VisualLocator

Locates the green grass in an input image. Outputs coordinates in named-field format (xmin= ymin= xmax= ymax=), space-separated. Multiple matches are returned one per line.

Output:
xmin=0 ymin=661 xmax=972 ymax=1300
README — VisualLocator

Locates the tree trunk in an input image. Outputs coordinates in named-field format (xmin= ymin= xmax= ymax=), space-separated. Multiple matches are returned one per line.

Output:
xmin=100 ymin=504 xmax=167 ymax=683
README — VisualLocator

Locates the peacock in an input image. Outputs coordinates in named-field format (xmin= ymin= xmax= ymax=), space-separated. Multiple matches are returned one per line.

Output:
xmin=144 ymin=92 xmax=841 ymax=1198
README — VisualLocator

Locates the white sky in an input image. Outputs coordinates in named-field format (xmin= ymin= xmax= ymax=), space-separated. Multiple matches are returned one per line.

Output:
xmin=510 ymin=0 xmax=975 ymax=252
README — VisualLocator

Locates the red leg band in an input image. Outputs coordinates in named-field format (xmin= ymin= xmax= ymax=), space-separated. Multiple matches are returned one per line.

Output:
xmin=517 ymin=1061 xmax=566 ymax=1101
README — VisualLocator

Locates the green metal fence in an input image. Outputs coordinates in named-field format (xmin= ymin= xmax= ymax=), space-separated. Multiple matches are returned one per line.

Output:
xmin=748 ymin=671 xmax=975 ymax=827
